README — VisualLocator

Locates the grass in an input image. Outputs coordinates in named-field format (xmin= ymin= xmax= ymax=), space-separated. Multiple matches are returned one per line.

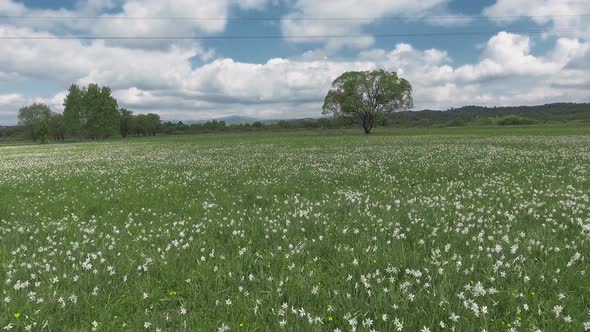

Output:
xmin=1 ymin=125 xmax=589 ymax=331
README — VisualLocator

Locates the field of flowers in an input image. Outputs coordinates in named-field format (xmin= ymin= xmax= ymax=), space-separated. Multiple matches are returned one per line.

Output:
xmin=0 ymin=130 xmax=589 ymax=331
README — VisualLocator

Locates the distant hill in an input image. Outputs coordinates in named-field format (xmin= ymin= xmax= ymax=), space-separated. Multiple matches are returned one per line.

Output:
xmin=177 ymin=116 xmax=260 ymax=125
xmin=385 ymin=102 xmax=590 ymax=126
xmin=169 ymin=103 xmax=590 ymax=127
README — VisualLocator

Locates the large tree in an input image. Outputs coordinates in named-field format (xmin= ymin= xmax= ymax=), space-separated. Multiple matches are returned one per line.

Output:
xmin=63 ymin=83 xmax=120 ymax=139
xmin=145 ymin=113 xmax=161 ymax=136
xmin=322 ymin=70 xmax=413 ymax=134
xmin=120 ymin=108 xmax=133 ymax=138
xmin=17 ymin=103 xmax=52 ymax=142
xmin=78 ymin=84 xmax=120 ymax=139
xmin=48 ymin=112 xmax=66 ymax=141
xmin=63 ymin=84 xmax=84 ymax=139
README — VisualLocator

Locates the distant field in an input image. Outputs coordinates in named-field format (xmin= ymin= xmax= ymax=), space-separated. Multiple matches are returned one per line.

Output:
xmin=1 ymin=127 xmax=589 ymax=331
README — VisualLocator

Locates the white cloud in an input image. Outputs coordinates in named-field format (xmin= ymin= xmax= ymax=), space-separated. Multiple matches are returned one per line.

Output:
xmin=281 ymin=0 xmax=467 ymax=50
xmin=0 ymin=1 xmax=589 ymax=124
xmin=1 ymin=24 xmax=590 ymax=124
xmin=484 ymin=0 xmax=590 ymax=40
xmin=0 ymin=0 xmax=250 ymax=51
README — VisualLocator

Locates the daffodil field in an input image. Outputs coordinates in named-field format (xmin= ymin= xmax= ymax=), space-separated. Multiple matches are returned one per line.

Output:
xmin=1 ymin=129 xmax=589 ymax=331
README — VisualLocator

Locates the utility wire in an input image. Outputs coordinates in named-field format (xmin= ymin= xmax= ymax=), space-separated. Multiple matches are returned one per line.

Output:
xmin=0 ymin=14 xmax=589 ymax=21
xmin=0 ymin=28 xmax=587 ymax=40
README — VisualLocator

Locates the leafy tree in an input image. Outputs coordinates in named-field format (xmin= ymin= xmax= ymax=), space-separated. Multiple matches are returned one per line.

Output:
xmin=322 ymin=70 xmax=413 ymax=134
xmin=145 ymin=113 xmax=161 ymax=136
xmin=135 ymin=114 xmax=148 ymax=136
xmin=96 ymin=86 xmax=120 ymax=138
xmin=38 ymin=122 xmax=49 ymax=143
xmin=17 ymin=103 xmax=52 ymax=142
xmin=81 ymin=84 xmax=120 ymax=139
xmin=120 ymin=108 xmax=133 ymax=138
xmin=48 ymin=112 xmax=66 ymax=141
xmin=63 ymin=83 xmax=120 ymax=139
xmin=63 ymin=84 xmax=84 ymax=139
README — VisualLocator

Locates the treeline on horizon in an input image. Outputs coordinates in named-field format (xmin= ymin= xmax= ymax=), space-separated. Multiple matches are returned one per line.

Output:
xmin=6 ymin=83 xmax=162 ymax=142
xmin=114 ymin=102 xmax=590 ymax=135
xmin=1 ymin=96 xmax=590 ymax=141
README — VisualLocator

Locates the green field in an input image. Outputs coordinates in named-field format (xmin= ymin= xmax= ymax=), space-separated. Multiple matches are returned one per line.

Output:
xmin=1 ymin=126 xmax=589 ymax=331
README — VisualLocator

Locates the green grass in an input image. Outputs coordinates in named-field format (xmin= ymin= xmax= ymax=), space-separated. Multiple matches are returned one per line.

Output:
xmin=1 ymin=125 xmax=589 ymax=331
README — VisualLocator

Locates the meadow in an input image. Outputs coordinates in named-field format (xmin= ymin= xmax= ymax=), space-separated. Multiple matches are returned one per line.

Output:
xmin=0 ymin=126 xmax=589 ymax=331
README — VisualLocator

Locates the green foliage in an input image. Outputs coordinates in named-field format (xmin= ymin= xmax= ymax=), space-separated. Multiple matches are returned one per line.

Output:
xmin=127 ymin=113 xmax=161 ymax=137
xmin=63 ymin=84 xmax=83 ymax=138
xmin=496 ymin=115 xmax=537 ymax=126
xmin=473 ymin=116 xmax=495 ymax=126
xmin=38 ymin=122 xmax=48 ymax=143
xmin=48 ymin=112 xmax=65 ymax=141
xmin=446 ymin=117 xmax=467 ymax=127
xmin=119 ymin=108 xmax=133 ymax=138
xmin=63 ymin=83 xmax=121 ymax=139
xmin=323 ymin=69 xmax=413 ymax=134
xmin=82 ymin=84 xmax=120 ymax=139
xmin=17 ymin=103 xmax=52 ymax=142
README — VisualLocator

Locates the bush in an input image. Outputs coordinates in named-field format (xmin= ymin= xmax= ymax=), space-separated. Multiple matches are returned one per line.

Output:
xmin=496 ymin=115 xmax=536 ymax=126
xmin=473 ymin=116 xmax=495 ymax=126
xmin=446 ymin=118 xmax=467 ymax=127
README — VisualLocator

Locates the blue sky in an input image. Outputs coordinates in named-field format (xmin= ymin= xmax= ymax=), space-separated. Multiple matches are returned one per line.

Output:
xmin=0 ymin=0 xmax=589 ymax=124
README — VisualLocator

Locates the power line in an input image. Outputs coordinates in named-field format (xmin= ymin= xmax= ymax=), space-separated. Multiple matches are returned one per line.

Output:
xmin=0 ymin=14 xmax=589 ymax=21
xmin=0 ymin=28 xmax=587 ymax=40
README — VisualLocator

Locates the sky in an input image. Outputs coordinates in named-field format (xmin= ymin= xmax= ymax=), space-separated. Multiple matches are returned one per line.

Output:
xmin=0 ymin=0 xmax=589 ymax=124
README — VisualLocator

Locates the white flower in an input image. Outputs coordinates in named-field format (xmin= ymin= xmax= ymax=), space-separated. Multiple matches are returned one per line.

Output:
xmin=362 ymin=318 xmax=373 ymax=327
xmin=311 ymin=285 xmax=319 ymax=295
xmin=553 ymin=305 xmax=563 ymax=317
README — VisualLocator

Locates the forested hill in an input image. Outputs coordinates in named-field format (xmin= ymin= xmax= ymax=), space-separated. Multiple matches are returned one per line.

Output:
xmin=387 ymin=102 xmax=590 ymax=126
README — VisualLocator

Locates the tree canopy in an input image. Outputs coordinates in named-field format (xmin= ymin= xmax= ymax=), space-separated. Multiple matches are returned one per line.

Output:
xmin=322 ymin=70 xmax=413 ymax=134
xmin=17 ymin=103 xmax=52 ymax=142
xmin=63 ymin=83 xmax=120 ymax=139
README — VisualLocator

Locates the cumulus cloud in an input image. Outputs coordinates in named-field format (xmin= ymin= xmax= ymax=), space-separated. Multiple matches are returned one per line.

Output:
xmin=281 ymin=0 xmax=469 ymax=50
xmin=0 ymin=1 xmax=589 ymax=124
xmin=483 ymin=0 xmax=590 ymax=40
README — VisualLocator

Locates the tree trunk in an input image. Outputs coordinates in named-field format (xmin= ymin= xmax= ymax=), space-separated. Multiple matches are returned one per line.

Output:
xmin=362 ymin=112 xmax=375 ymax=134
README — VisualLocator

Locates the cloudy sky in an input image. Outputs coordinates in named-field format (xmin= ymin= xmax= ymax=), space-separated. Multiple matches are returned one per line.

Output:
xmin=0 ymin=0 xmax=589 ymax=124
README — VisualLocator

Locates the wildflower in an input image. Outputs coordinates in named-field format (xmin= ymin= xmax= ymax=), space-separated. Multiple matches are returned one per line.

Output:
xmin=552 ymin=305 xmax=563 ymax=317
xmin=362 ymin=318 xmax=373 ymax=327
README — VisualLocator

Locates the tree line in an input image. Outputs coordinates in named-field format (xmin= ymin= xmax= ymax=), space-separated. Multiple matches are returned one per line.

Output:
xmin=17 ymin=83 xmax=160 ymax=142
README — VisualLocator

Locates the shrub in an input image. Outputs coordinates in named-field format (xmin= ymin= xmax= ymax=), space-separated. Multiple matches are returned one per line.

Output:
xmin=447 ymin=118 xmax=467 ymax=127
xmin=496 ymin=115 xmax=536 ymax=126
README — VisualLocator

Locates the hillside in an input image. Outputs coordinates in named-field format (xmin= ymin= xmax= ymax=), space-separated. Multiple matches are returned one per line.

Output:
xmin=386 ymin=102 xmax=590 ymax=126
